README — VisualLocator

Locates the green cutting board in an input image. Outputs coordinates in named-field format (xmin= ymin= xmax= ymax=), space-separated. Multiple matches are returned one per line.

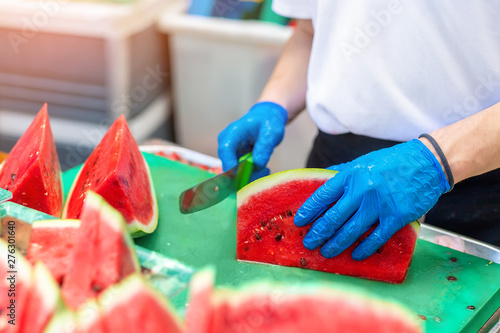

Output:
xmin=62 ymin=153 xmax=500 ymax=332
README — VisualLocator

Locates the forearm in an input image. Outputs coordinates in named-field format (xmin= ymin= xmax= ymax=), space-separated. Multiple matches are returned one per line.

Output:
xmin=420 ymin=102 xmax=500 ymax=183
xmin=258 ymin=19 xmax=313 ymax=120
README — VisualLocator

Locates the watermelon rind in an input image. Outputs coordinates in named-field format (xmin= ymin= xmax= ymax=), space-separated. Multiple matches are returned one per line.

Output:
xmin=42 ymin=310 xmax=78 ymax=333
xmin=237 ymin=168 xmax=337 ymax=207
xmin=87 ymin=191 xmax=141 ymax=272
xmin=98 ymin=273 xmax=185 ymax=331
xmin=62 ymin=155 xmax=158 ymax=238
xmin=76 ymin=299 xmax=103 ymax=332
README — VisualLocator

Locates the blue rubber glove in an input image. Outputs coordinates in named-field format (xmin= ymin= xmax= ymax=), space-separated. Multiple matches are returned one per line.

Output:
xmin=217 ymin=101 xmax=288 ymax=177
xmin=294 ymin=139 xmax=450 ymax=261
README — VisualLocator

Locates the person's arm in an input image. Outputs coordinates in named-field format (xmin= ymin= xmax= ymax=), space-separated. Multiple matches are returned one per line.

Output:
xmin=257 ymin=19 xmax=314 ymax=119
xmin=421 ymin=102 xmax=500 ymax=183
xmin=217 ymin=19 xmax=314 ymax=171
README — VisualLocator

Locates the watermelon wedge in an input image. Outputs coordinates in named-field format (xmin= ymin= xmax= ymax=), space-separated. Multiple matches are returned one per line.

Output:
xmin=62 ymin=191 xmax=140 ymax=309
xmin=26 ymin=219 xmax=80 ymax=285
xmin=0 ymin=104 xmax=63 ymax=217
xmin=0 ymin=239 xmax=32 ymax=332
xmin=185 ymin=268 xmax=215 ymax=333
xmin=98 ymin=274 xmax=184 ymax=333
xmin=237 ymin=169 xmax=420 ymax=284
xmin=62 ymin=115 xmax=158 ymax=237
xmin=19 ymin=262 xmax=65 ymax=333
xmin=186 ymin=269 xmax=423 ymax=333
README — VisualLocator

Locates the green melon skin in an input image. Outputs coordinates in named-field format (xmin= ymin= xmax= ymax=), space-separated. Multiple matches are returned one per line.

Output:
xmin=186 ymin=269 xmax=423 ymax=333
xmin=236 ymin=168 xmax=420 ymax=284
xmin=98 ymin=273 xmax=184 ymax=333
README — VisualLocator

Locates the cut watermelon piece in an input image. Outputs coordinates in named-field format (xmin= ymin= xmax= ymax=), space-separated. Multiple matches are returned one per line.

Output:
xmin=26 ymin=219 xmax=80 ymax=285
xmin=0 ymin=104 xmax=63 ymax=217
xmin=62 ymin=114 xmax=158 ymax=237
xmin=62 ymin=191 xmax=140 ymax=309
xmin=237 ymin=169 xmax=420 ymax=284
xmin=185 ymin=268 xmax=215 ymax=333
xmin=0 ymin=239 xmax=32 ymax=332
xmin=187 ymin=270 xmax=422 ymax=333
xmin=98 ymin=273 xmax=184 ymax=333
xmin=19 ymin=262 xmax=65 ymax=333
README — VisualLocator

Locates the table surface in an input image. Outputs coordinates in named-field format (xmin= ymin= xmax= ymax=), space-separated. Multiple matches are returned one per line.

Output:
xmin=62 ymin=152 xmax=500 ymax=333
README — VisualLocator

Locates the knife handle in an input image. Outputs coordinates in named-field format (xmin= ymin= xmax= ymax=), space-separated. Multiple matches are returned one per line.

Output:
xmin=235 ymin=152 xmax=254 ymax=190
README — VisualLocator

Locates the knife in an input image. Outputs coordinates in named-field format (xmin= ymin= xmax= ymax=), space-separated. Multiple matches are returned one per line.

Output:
xmin=179 ymin=153 xmax=254 ymax=214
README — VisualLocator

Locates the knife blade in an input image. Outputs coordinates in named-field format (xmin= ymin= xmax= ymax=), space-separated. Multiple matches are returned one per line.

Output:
xmin=179 ymin=153 xmax=253 ymax=214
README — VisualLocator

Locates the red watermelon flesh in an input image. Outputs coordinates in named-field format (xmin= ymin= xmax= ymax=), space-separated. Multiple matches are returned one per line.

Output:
xmin=186 ymin=270 xmax=422 ymax=333
xmin=26 ymin=219 xmax=80 ymax=285
xmin=18 ymin=262 xmax=64 ymax=333
xmin=0 ymin=104 xmax=63 ymax=217
xmin=62 ymin=114 xmax=158 ymax=237
xmin=62 ymin=191 xmax=140 ymax=309
xmin=0 ymin=239 xmax=32 ymax=333
xmin=237 ymin=169 xmax=420 ymax=284
xmin=185 ymin=268 xmax=215 ymax=333
xmin=209 ymin=284 xmax=422 ymax=333
xmin=99 ymin=274 xmax=184 ymax=333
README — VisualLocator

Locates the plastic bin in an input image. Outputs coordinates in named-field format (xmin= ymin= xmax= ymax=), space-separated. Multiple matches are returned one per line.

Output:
xmin=159 ymin=2 xmax=318 ymax=172
xmin=0 ymin=0 xmax=176 ymax=168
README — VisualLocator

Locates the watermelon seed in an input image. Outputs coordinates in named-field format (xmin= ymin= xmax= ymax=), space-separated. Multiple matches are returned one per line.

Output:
xmin=275 ymin=234 xmax=282 ymax=241
xmin=300 ymin=258 xmax=307 ymax=266
xmin=243 ymin=246 xmax=249 ymax=251
xmin=261 ymin=221 xmax=266 ymax=227
xmin=299 ymin=231 xmax=303 ymax=236
xmin=376 ymin=247 xmax=383 ymax=254
xmin=447 ymin=276 xmax=457 ymax=281
xmin=255 ymin=233 xmax=261 ymax=241
xmin=450 ymin=257 xmax=458 ymax=262
xmin=417 ymin=315 xmax=427 ymax=321
xmin=10 ymin=173 xmax=16 ymax=181
xmin=466 ymin=305 xmax=475 ymax=311
xmin=92 ymin=284 xmax=103 ymax=293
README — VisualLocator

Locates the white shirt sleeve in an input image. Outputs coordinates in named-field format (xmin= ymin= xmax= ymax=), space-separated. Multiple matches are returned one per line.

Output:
xmin=272 ymin=0 xmax=312 ymax=19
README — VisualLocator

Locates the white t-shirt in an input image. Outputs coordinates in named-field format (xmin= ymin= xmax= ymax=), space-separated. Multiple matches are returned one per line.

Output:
xmin=273 ymin=0 xmax=500 ymax=141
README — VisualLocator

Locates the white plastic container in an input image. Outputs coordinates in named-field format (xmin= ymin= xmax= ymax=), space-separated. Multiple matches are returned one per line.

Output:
xmin=158 ymin=2 xmax=318 ymax=172
xmin=0 ymin=0 xmax=175 ymax=168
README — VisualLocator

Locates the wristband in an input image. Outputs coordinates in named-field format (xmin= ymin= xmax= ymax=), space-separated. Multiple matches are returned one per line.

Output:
xmin=419 ymin=134 xmax=454 ymax=192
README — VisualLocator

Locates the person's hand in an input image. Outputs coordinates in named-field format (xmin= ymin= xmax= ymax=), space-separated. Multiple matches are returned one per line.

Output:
xmin=294 ymin=139 xmax=450 ymax=261
xmin=217 ymin=101 xmax=288 ymax=177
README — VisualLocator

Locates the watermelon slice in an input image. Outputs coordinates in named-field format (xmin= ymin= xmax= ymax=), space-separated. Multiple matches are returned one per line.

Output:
xmin=62 ymin=115 xmax=158 ymax=237
xmin=19 ymin=262 xmax=65 ymax=333
xmin=26 ymin=219 xmax=80 ymax=285
xmin=185 ymin=268 xmax=215 ymax=333
xmin=186 ymin=270 xmax=423 ymax=333
xmin=0 ymin=104 xmax=63 ymax=217
xmin=98 ymin=273 xmax=184 ymax=333
xmin=0 ymin=239 xmax=32 ymax=332
xmin=237 ymin=169 xmax=420 ymax=284
xmin=62 ymin=191 xmax=140 ymax=309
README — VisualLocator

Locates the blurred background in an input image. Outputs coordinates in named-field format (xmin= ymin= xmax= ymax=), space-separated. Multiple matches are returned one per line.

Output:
xmin=0 ymin=0 xmax=317 ymax=171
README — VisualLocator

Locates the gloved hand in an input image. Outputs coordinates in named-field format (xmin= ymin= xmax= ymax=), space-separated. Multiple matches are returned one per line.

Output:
xmin=294 ymin=139 xmax=450 ymax=261
xmin=217 ymin=101 xmax=288 ymax=177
